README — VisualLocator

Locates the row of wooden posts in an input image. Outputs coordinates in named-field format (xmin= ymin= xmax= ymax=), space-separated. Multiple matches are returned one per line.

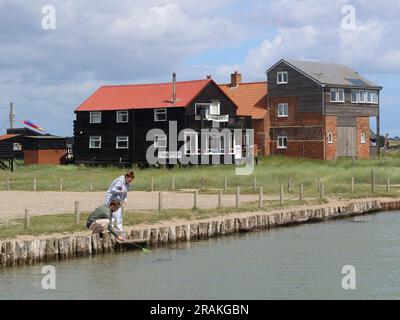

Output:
xmin=3 ymin=170 xmax=392 ymax=193
xmin=21 ymin=170 xmax=390 ymax=232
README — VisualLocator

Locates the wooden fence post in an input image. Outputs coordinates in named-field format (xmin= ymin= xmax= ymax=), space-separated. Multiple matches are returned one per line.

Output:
xmin=259 ymin=186 xmax=263 ymax=209
xmin=224 ymin=177 xmax=228 ymax=191
xmin=387 ymin=178 xmax=390 ymax=193
xmin=60 ymin=177 xmax=63 ymax=192
xmin=320 ymin=181 xmax=325 ymax=199
xmin=288 ymin=178 xmax=293 ymax=193
xmin=351 ymin=177 xmax=355 ymax=194
xmin=158 ymin=192 xmax=163 ymax=212
xmin=371 ymin=169 xmax=376 ymax=193
xmin=151 ymin=177 xmax=154 ymax=192
xmin=300 ymin=184 xmax=304 ymax=202
xmin=280 ymin=185 xmax=284 ymax=206
xmin=236 ymin=186 xmax=240 ymax=209
xmin=25 ymin=209 xmax=30 ymax=231
xmin=218 ymin=190 xmax=222 ymax=209
xmin=194 ymin=190 xmax=198 ymax=210
xmin=33 ymin=177 xmax=37 ymax=191
xmin=75 ymin=201 xmax=80 ymax=225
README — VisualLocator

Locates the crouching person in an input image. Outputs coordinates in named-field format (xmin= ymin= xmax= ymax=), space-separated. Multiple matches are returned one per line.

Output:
xmin=86 ymin=199 xmax=125 ymax=241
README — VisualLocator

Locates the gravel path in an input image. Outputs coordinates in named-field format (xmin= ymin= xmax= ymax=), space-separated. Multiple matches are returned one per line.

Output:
xmin=0 ymin=191 xmax=287 ymax=222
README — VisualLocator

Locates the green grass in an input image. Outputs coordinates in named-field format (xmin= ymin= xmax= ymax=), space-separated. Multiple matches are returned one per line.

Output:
xmin=1 ymin=156 xmax=400 ymax=198
xmin=0 ymin=198 xmax=327 ymax=240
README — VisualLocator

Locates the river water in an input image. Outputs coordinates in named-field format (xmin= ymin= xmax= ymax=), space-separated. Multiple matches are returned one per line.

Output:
xmin=1 ymin=211 xmax=400 ymax=300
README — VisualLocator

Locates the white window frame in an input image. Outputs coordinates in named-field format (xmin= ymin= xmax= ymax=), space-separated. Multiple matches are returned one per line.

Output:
xmin=361 ymin=133 xmax=366 ymax=144
xmin=89 ymin=136 xmax=101 ymax=149
xmin=116 ymin=111 xmax=129 ymax=123
xmin=195 ymin=103 xmax=212 ymax=117
xmin=184 ymin=132 xmax=199 ymax=155
xmin=204 ymin=133 xmax=224 ymax=155
xmin=351 ymin=89 xmax=358 ymax=103
xmin=327 ymin=132 xmax=334 ymax=144
xmin=154 ymin=134 xmax=167 ymax=148
xmin=90 ymin=112 xmax=102 ymax=124
xmin=277 ymin=136 xmax=288 ymax=149
xmin=277 ymin=71 xmax=288 ymax=84
xmin=359 ymin=90 xmax=366 ymax=103
xmin=210 ymin=101 xmax=220 ymax=116
xmin=338 ymin=89 xmax=345 ymax=102
xmin=278 ymin=103 xmax=289 ymax=118
xmin=116 ymin=136 xmax=129 ymax=149
xmin=154 ymin=108 xmax=167 ymax=122
xmin=330 ymin=88 xmax=345 ymax=103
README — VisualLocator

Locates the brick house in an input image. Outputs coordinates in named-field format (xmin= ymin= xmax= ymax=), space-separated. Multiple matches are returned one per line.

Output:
xmin=267 ymin=59 xmax=382 ymax=160
xmin=220 ymin=72 xmax=269 ymax=156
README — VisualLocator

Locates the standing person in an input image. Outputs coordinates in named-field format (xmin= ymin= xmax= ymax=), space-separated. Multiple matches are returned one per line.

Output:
xmin=104 ymin=171 xmax=135 ymax=232
xmin=86 ymin=199 xmax=125 ymax=241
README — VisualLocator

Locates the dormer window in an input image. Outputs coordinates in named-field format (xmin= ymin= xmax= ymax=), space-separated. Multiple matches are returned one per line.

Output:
xmin=330 ymin=88 xmax=345 ymax=103
xmin=277 ymin=71 xmax=288 ymax=84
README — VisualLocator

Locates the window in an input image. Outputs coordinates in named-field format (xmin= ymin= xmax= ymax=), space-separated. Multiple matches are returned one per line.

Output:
xmin=327 ymin=132 xmax=334 ymax=144
xmin=13 ymin=143 xmax=22 ymax=151
xmin=210 ymin=101 xmax=220 ymax=115
xmin=351 ymin=90 xmax=379 ymax=104
xmin=278 ymin=103 xmax=289 ymax=117
xmin=277 ymin=136 xmax=288 ymax=149
xmin=338 ymin=89 xmax=345 ymax=102
xmin=351 ymin=89 xmax=358 ymax=103
xmin=154 ymin=109 xmax=167 ymax=122
xmin=154 ymin=134 xmax=167 ymax=148
xmin=361 ymin=133 xmax=366 ymax=144
xmin=205 ymin=133 xmax=224 ymax=155
xmin=277 ymin=71 xmax=288 ymax=84
xmin=184 ymin=132 xmax=199 ymax=155
xmin=89 ymin=136 xmax=101 ymax=149
xmin=195 ymin=103 xmax=212 ymax=118
xmin=90 ymin=112 xmax=102 ymax=124
xmin=116 ymin=111 xmax=129 ymax=123
xmin=359 ymin=90 xmax=365 ymax=103
xmin=116 ymin=136 xmax=129 ymax=149
xmin=330 ymin=88 xmax=345 ymax=102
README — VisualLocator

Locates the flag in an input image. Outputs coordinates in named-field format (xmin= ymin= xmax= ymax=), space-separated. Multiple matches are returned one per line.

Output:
xmin=22 ymin=120 xmax=44 ymax=132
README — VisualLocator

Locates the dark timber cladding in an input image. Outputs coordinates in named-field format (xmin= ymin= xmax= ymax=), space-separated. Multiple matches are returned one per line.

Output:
xmin=268 ymin=61 xmax=323 ymax=113
xmin=74 ymin=78 xmax=252 ymax=165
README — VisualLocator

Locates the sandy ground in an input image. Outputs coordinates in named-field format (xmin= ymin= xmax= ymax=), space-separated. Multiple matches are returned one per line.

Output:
xmin=0 ymin=190 xmax=303 ymax=222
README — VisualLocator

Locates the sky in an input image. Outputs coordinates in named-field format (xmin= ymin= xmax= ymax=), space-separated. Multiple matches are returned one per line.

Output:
xmin=0 ymin=0 xmax=399 ymax=137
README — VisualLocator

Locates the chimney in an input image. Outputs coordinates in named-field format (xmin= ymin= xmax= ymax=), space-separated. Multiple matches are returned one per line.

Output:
xmin=9 ymin=102 xmax=14 ymax=129
xmin=231 ymin=71 xmax=242 ymax=87
xmin=172 ymin=73 xmax=177 ymax=104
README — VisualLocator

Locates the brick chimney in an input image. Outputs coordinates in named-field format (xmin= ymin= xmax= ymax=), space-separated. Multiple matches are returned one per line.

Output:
xmin=230 ymin=71 xmax=242 ymax=87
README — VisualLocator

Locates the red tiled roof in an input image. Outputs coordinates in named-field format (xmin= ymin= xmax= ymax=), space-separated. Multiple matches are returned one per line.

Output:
xmin=76 ymin=79 xmax=214 ymax=112
xmin=219 ymin=82 xmax=268 ymax=119
xmin=0 ymin=134 xmax=19 ymax=141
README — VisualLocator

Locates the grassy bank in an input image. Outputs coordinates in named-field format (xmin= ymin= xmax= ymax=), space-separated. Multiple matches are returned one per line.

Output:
xmin=1 ymin=157 xmax=400 ymax=198
xmin=0 ymin=198 xmax=328 ymax=240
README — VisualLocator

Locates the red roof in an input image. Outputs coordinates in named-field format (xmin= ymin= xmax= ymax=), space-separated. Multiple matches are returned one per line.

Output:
xmin=76 ymin=79 xmax=215 ymax=112
xmin=219 ymin=82 xmax=268 ymax=119
xmin=0 ymin=134 xmax=19 ymax=141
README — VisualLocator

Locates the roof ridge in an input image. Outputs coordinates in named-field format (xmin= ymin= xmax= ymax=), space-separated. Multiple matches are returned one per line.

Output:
xmin=219 ymin=81 xmax=268 ymax=86
xmin=100 ymin=79 xmax=211 ymax=89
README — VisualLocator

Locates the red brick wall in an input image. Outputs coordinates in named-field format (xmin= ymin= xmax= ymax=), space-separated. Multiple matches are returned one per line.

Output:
xmin=253 ymin=115 xmax=270 ymax=156
xmin=325 ymin=116 xmax=337 ymax=160
xmin=24 ymin=149 xmax=67 ymax=165
xmin=357 ymin=117 xmax=370 ymax=159
xmin=269 ymin=96 xmax=324 ymax=159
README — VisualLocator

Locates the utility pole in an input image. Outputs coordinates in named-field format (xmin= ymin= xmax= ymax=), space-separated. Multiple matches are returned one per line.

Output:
xmin=9 ymin=102 xmax=15 ymax=130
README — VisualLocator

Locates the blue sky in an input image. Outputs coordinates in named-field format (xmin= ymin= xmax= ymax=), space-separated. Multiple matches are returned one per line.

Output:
xmin=0 ymin=0 xmax=399 ymax=136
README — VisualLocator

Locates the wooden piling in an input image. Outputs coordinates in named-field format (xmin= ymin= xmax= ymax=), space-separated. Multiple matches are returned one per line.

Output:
xmin=59 ymin=178 xmax=63 ymax=192
xmin=224 ymin=177 xmax=228 ymax=191
xmin=280 ymin=185 xmax=284 ymax=206
xmin=33 ymin=177 xmax=37 ymax=191
xmin=158 ymin=192 xmax=163 ymax=212
xmin=194 ymin=190 xmax=198 ymax=210
xmin=300 ymin=184 xmax=304 ymax=202
xmin=351 ymin=177 xmax=355 ymax=194
xmin=236 ymin=186 xmax=240 ymax=209
xmin=218 ymin=190 xmax=222 ymax=209
xmin=259 ymin=187 xmax=263 ymax=209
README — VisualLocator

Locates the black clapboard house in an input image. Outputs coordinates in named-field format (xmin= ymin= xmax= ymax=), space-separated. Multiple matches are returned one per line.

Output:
xmin=74 ymin=76 xmax=252 ymax=166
